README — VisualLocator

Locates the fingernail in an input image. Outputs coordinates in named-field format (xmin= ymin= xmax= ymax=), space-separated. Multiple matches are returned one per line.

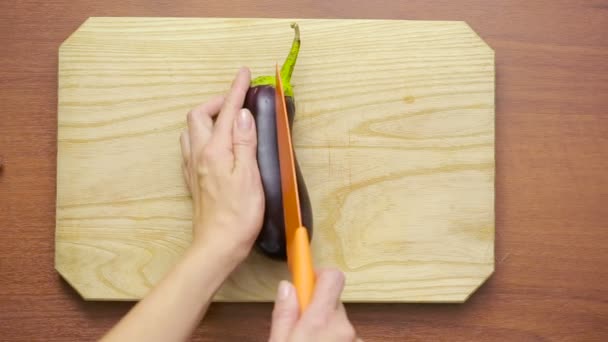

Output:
xmin=237 ymin=109 xmax=252 ymax=131
xmin=278 ymin=280 xmax=291 ymax=301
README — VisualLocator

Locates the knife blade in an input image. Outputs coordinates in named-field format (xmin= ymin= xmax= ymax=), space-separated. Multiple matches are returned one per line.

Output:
xmin=274 ymin=64 xmax=315 ymax=312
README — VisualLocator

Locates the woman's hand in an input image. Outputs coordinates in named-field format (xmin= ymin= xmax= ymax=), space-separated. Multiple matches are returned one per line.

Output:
xmin=269 ymin=269 xmax=361 ymax=342
xmin=180 ymin=67 xmax=264 ymax=264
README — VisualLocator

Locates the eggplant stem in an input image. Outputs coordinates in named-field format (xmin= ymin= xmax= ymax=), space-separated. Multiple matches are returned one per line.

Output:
xmin=280 ymin=23 xmax=300 ymax=83
xmin=250 ymin=23 xmax=300 ymax=97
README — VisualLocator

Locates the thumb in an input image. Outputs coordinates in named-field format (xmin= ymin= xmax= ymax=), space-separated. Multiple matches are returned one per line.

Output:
xmin=232 ymin=108 xmax=257 ymax=169
xmin=269 ymin=280 xmax=299 ymax=342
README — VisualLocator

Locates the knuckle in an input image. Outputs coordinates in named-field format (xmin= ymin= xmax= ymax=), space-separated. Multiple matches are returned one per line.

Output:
xmin=271 ymin=299 xmax=286 ymax=316
xmin=271 ymin=305 xmax=291 ymax=321
xmin=196 ymin=164 xmax=209 ymax=178
xmin=271 ymin=306 xmax=281 ymax=319
xmin=233 ymin=139 xmax=253 ymax=149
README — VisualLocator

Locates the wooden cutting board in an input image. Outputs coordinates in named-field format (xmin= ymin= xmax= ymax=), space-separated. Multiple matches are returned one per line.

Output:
xmin=55 ymin=17 xmax=495 ymax=302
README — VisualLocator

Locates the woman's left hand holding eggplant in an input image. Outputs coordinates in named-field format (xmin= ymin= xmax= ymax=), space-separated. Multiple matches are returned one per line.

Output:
xmin=181 ymin=67 xmax=265 ymax=267
xmin=103 ymin=68 xmax=265 ymax=342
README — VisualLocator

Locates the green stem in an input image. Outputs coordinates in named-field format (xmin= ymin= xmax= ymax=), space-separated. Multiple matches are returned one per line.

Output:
xmin=280 ymin=23 xmax=300 ymax=83
xmin=250 ymin=22 xmax=300 ymax=97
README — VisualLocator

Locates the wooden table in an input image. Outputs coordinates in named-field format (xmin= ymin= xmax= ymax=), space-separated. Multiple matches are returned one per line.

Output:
xmin=1 ymin=1 xmax=606 ymax=340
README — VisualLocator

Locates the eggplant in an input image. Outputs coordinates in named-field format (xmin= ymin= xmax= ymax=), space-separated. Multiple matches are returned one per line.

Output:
xmin=244 ymin=23 xmax=313 ymax=261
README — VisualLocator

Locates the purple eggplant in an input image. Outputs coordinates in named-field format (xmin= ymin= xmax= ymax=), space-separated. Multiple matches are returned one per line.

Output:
xmin=244 ymin=23 xmax=313 ymax=261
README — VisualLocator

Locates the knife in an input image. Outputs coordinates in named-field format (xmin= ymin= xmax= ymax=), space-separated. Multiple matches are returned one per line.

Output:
xmin=274 ymin=64 xmax=315 ymax=312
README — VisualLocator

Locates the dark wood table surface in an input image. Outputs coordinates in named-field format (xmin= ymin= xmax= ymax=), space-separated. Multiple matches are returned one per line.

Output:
xmin=1 ymin=1 xmax=607 ymax=341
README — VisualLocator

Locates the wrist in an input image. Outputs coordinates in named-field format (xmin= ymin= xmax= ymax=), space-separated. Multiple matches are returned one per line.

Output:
xmin=180 ymin=243 xmax=236 ymax=287
xmin=190 ymin=229 xmax=250 ymax=271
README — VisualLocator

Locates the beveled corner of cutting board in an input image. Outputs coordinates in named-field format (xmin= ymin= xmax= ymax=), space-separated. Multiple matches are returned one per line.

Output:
xmin=461 ymin=21 xmax=495 ymax=53
xmin=58 ymin=17 xmax=93 ymax=54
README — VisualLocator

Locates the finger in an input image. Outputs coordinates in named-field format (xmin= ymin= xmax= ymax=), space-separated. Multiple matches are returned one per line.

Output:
xmin=316 ymin=268 xmax=345 ymax=311
xmin=187 ymin=95 xmax=225 ymax=157
xmin=180 ymin=131 xmax=191 ymax=164
xmin=211 ymin=67 xmax=251 ymax=150
xmin=269 ymin=281 xmax=299 ymax=342
xmin=232 ymin=108 xmax=257 ymax=171
xmin=182 ymin=162 xmax=191 ymax=190
xmin=305 ymin=269 xmax=345 ymax=318
xmin=180 ymin=131 xmax=192 ymax=190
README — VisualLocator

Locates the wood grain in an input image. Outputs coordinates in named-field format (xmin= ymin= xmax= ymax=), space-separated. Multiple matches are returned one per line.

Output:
xmin=1 ymin=0 xmax=607 ymax=341
xmin=55 ymin=17 xmax=495 ymax=302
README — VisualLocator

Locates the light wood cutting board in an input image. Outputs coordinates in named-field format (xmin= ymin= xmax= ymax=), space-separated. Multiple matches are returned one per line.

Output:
xmin=55 ymin=17 xmax=495 ymax=302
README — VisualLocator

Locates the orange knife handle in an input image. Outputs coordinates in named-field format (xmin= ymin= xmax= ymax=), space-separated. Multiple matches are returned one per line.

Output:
xmin=292 ymin=226 xmax=315 ymax=313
